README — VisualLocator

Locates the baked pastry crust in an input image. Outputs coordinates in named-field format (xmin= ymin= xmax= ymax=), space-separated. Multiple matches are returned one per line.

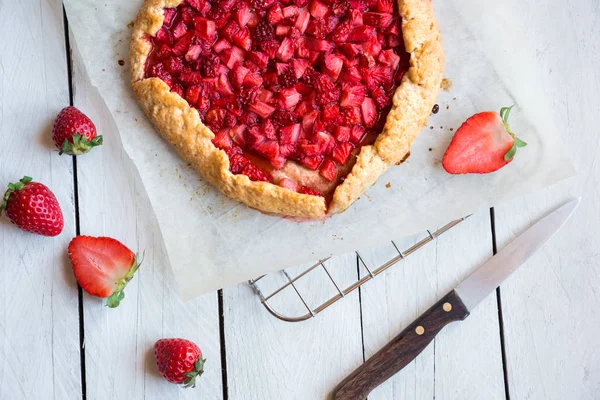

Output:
xmin=130 ymin=0 xmax=444 ymax=218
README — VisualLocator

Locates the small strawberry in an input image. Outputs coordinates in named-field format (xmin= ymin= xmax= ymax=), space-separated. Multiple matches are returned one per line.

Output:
xmin=68 ymin=236 xmax=142 ymax=308
xmin=154 ymin=338 xmax=206 ymax=388
xmin=442 ymin=106 xmax=527 ymax=174
xmin=1 ymin=176 xmax=64 ymax=236
xmin=52 ymin=106 xmax=103 ymax=155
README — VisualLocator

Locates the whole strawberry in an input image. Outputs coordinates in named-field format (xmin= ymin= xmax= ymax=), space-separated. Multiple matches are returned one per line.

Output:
xmin=1 ymin=176 xmax=64 ymax=236
xmin=442 ymin=106 xmax=527 ymax=174
xmin=68 ymin=236 xmax=141 ymax=308
xmin=52 ymin=106 xmax=103 ymax=155
xmin=154 ymin=338 xmax=205 ymax=388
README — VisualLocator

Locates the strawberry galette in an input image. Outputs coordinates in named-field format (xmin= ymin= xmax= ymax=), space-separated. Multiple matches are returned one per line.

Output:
xmin=130 ymin=0 xmax=443 ymax=218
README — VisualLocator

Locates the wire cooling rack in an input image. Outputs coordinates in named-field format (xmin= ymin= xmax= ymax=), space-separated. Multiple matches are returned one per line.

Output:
xmin=248 ymin=217 xmax=467 ymax=322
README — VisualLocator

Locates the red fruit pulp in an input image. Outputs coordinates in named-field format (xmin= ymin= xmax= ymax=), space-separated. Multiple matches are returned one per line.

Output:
xmin=144 ymin=0 xmax=409 ymax=202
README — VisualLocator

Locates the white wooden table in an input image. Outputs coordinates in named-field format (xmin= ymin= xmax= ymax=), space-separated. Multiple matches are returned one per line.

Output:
xmin=1 ymin=1 xmax=599 ymax=399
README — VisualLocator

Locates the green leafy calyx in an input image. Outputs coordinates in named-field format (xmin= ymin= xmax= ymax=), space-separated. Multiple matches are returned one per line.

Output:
xmin=105 ymin=252 xmax=143 ymax=308
xmin=183 ymin=356 xmax=206 ymax=389
xmin=60 ymin=134 xmax=103 ymax=156
xmin=1 ymin=176 xmax=32 ymax=214
xmin=500 ymin=106 xmax=528 ymax=162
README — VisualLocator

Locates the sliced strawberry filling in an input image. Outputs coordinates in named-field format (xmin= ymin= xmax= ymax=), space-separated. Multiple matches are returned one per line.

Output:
xmin=144 ymin=0 xmax=409 ymax=201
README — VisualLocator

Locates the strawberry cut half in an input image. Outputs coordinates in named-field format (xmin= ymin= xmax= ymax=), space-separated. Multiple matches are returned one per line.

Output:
xmin=68 ymin=236 xmax=142 ymax=308
xmin=144 ymin=0 xmax=409 ymax=199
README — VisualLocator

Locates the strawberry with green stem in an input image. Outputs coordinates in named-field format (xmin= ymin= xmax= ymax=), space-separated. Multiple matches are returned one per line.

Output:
xmin=68 ymin=236 xmax=142 ymax=308
xmin=442 ymin=106 xmax=527 ymax=174
xmin=1 ymin=176 xmax=64 ymax=236
xmin=52 ymin=106 xmax=103 ymax=155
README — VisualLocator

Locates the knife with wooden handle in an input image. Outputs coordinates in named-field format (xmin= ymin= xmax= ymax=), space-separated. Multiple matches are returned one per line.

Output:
xmin=333 ymin=199 xmax=580 ymax=400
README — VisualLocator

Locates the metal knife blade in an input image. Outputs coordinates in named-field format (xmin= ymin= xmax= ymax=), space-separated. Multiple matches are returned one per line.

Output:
xmin=455 ymin=198 xmax=580 ymax=310
xmin=333 ymin=199 xmax=580 ymax=400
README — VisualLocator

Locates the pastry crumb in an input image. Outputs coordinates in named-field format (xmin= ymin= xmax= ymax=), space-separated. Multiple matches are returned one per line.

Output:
xmin=432 ymin=104 xmax=439 ymax=114
xmin=429 ymin=148 xmax=432 ymax=152
xmin=127 ymin=21 xmax=135 ymax=29
xmin=385 ymin=182 xmax=391 ymax=188
xmin=450 ymin=128 xmax=454 ymax=131
xmin=118 ymin=59 xmax=125 ymax=66
xmin=440 ymin=78 xmax=452 ymax=91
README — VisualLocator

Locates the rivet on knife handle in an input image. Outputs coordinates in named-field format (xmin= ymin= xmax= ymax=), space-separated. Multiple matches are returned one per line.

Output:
xmin=332 ymin=290 xmax=469 ymax=400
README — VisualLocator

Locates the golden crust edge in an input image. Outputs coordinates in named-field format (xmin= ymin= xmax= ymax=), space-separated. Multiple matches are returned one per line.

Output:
xmin=129 ymin=0 xmax=444 ymax=217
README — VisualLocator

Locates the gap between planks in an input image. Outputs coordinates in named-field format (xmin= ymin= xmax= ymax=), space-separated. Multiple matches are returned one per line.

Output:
xmin=62 ymin=7 xmax=87 ymax=400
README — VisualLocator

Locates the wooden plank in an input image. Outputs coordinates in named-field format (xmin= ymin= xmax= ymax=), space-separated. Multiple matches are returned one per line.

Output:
xmin=494 ymin=0 xmax=600 ymax=397
xmin=223 ymin=253 xmax=364 ymax=399
xmin=358 ymin=212 xmax=506 ymax=399
xmin=69 ymin=38 xmax=224 ymax=398
xmin=0 ymin=1 xmax=82 ymax=399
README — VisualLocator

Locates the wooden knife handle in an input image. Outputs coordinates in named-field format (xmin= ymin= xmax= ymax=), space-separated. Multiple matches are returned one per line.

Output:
xmin=332 ymin=290 xmax=469 ymax=400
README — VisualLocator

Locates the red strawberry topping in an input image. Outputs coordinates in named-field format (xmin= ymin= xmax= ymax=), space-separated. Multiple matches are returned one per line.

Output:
xmin=144 ymin=0 xmax=409 ymax=199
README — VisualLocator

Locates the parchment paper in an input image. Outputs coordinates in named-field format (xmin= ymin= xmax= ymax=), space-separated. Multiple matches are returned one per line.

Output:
xmin=63 ymin=0 xmax=576 ymax=299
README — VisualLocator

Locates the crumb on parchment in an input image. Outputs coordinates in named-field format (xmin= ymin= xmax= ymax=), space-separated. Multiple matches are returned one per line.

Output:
xmin=441 ymin=78 xmax=452 ymax=91
xmin=385 ymin=182 xmax=391 ymax=188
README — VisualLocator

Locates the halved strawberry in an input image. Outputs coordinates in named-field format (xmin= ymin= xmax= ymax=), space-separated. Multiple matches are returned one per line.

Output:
xmin=320 ymin=159 xmax=337 ymax=181
xmin=332 ymin=142 xmax=353 ymax=164
xmin=322 ymin=53 xmax=344 ymax=80
xmin=68 ymin=236 xmax=141 ymax=308
xmin=185 ymin=44 xmax=203 ymax=61
xmin=339 ymin=43 xmax=362 ymax=58
xmin=172 ymin=32 xmax=194 ymax=56
xmin=442 ymin=107 xmax=527 ymax=174
xmin=348 ymin=9 xmax=363 ymax=26
xmin=279 ymin=177 xmax=299 ymax=192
